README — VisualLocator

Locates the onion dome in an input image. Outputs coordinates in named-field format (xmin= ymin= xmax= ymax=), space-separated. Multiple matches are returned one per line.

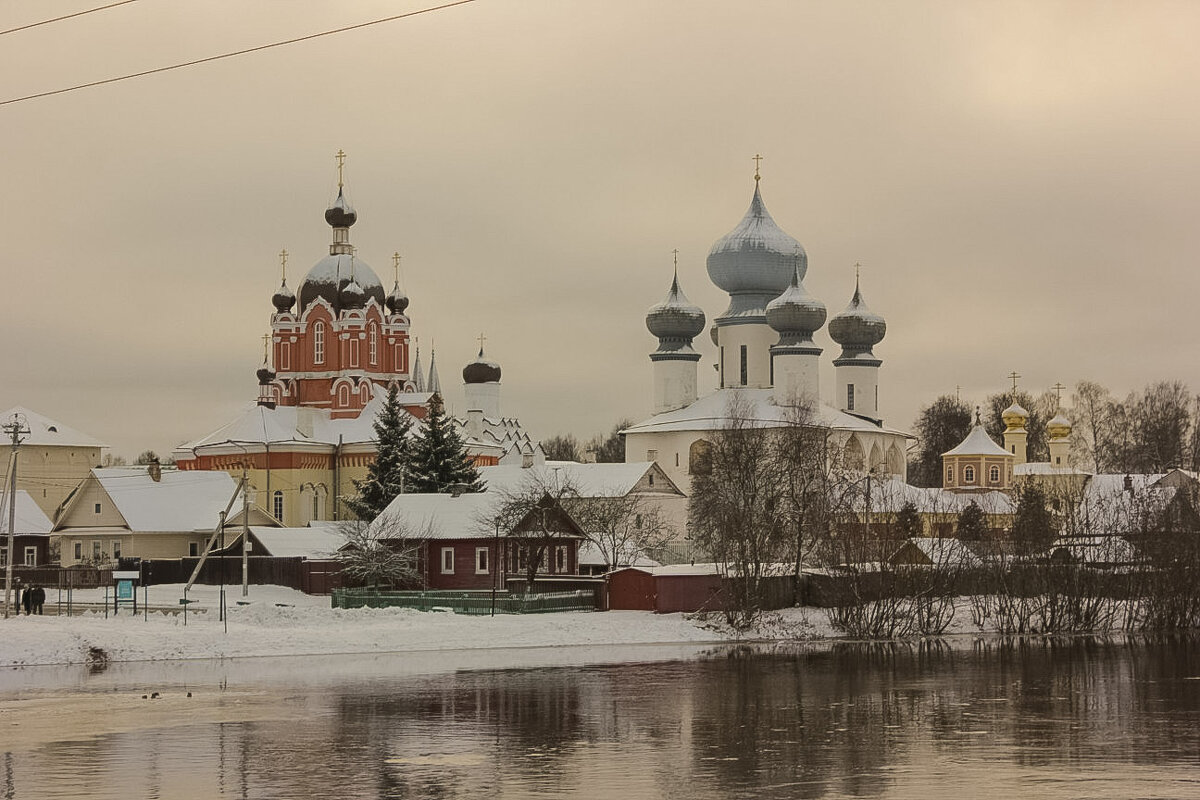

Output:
xmin=463 ymin=348 xmax=502 ymax=384
xmin=1047 ymin=412 xmax=1072 ymax=440
xmin=1001 ymin=402 xmax=1030 ymax=431
xmin=646 ymin=272 xmax=706 ymax=349
xmin=299 ymin=254 xmax=385 ymax=313
xmin=339 ymin=276 xmax=366 ymax=309
xmin=828 ymin=276 xmax=886 ymax=362
xmin=324 ymin=187 xmax=357 ymax=228
xmin=256 ymin=363 xmax=276 ymax=386
xmin=706 ymin=180 xmax=806 ymax=319
xmin=272 ymin=280 xmax=296 ymax=313
xmin=766 ymin=262 xmax=826 ymax=346
xmin=386 ymin=281 xmax=409 ymax=315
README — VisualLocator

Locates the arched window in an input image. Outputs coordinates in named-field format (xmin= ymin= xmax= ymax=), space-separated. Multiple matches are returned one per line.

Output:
xmin=337 ymin=384 xmax=350 ymax=406
xmin=964 ymin=465 xmax=975 ymax=483
xmin=688 ymin=439 xmax=712 ymax=475
xmin=313 ymin=321 xmax=325 ymax=364
xmin=946 ymin=465 xmax=954 ymax=483
xmin=989 ymin=465 xmax=1001 ymax=483
xmin=369 ymin=323 xmax=378 ymax=365
xmin=273 ymin=490 xmax=284 ymax=522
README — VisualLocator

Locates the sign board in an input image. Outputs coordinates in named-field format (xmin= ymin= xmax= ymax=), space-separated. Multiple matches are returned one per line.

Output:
xmin=179 ymin=598 xmax=196 ymax=605
xmin=116 ymin=580 xmax=134 ymax=602
xmin=112 ymin=570 xmax=140 ymax=580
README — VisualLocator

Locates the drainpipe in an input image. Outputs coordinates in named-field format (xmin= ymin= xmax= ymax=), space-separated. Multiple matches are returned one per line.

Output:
xmin=333 ymin=435 xmax=343 ymax=521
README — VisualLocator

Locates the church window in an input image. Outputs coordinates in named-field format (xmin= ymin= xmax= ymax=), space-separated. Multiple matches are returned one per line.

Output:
xmin=739 ymin=345 xmax=748 ymax=386
xmin=689 ymin=440 xmax=712 ymax=475
xmin=273 ymin=490 xmax=284 ymax=521
xmin=338 ymin=385 xmax=350 ymax=406
xmin=279 ymin=343 xmax=290 ymax=370
xmin=847 ymin=384 xmax=856 ymax=411
xmin=947 ymin=465 xmax=954 ymax=483
xmin=313 ymin=322 xmax=326 ymax=364
xmin=964 ymin=466 xmax=975 ymax=483
xmin=989 ymin=465 xmax=1000 ymax=483
xmin=350 ymin=338 xmax=360 ymax=367
xmin=369 ymin=324 xmax=378 ymax=365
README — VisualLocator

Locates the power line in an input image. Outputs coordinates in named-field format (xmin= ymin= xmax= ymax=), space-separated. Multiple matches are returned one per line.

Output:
xmin=0 ymin=0 xmax=478 ymax=107
xmin=0 ymin=0 xmax=142 ymax=37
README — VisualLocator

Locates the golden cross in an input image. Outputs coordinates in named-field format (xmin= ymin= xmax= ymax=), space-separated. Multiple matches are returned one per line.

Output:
xmin=392 ymin=252 xmax=402 ymax=283
xmin=262 ymin=333 xmax=271 ymax=363
xmin=956 ymin=385 xmax=962 ymax=402
xmin=1051 ymin=382 xmax=1066 ymax=405
xmin=672 ymin=248 xmax=679 ymax=270
xmin=279 ymin=248 xmax=288 ymax=282
xmin=1008 ymin=371 xmax=1021 ymax=392
xmin=478 ymin=332 xmax=486 ymax=351
xmin=335 ymin=149 xmax=346 ymax=188
xmin=752 ymin=153 xmax=763 ymax=181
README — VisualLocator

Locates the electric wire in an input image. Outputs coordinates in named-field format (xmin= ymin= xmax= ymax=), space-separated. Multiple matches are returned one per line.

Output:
xmin=0 ymin=0 xmax=142 ymax=37
xmin=0 ymin=0 xmax=477 ymax=107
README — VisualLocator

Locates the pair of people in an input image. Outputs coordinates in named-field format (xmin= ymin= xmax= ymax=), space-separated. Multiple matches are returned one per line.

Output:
xmin=15 ymin=585 xmax=45 ymax=615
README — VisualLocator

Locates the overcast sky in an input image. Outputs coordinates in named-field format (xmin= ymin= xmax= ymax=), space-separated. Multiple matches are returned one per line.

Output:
xmin=3 ymin=1 xmax=1198 ymax=457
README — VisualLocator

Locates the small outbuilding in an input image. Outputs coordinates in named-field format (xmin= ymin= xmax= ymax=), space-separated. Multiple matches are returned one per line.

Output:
xmin=606 ymin=563 xmax=724 ymax=613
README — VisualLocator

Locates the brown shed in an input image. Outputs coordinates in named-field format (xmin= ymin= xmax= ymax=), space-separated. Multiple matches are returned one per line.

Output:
xmin=606 ymin=567 xmax=656 ymax=610
xmin=606 ymin=564 xmax=725 ymax=613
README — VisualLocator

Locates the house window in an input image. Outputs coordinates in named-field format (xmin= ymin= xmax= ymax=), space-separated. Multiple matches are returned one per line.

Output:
xmin=189 ymin=542 xmax=199 ymax=557
xmin=112 ymin=540 xmax=122 ymax=561
xmin=369 ymin=324 xmax=378 ymax=365
xmin=94 ymin=503 xmax=101 ymax=514
xmin=476 ymin=547 xmax=489 ymax=575
xmin=847 ymin=384 xmax=856 ymax=411
xmin=74 ymin=542 xmax=82 ymax=560
xmin=739 ymin=345 xmax=748 ymax=386
xmin=313 ymin=321 xmax=325 ymax=364
xmin=23 ymin=547 xmax=36 ymax=567
xmin=555 ymin=545 xmax=568 ymax=573
xmin=964 ymin=466 xmax=975 ymax=483
xmin=441 ymin=547 xmax=455 ymax=574
xmin=350 ymin=338 xmax=360 ymax=368
xmin=273 ymin=491 xmax=284 ymax=522
xmin=989 ymin=465 xmax=1000 ymax=484
xmin=648 ymin=473 xmax=655 ymax=487
xmin=92 ymin=541 xmax=102 ymax=561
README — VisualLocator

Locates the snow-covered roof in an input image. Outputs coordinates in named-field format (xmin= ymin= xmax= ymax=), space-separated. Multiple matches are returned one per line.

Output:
xmin=1050 ymin=535 xmax=1136 ymax=565
xmin=1073 ymin=473 xmax=1176 ymax=536
xmin=622 ymin=388 xmax=910 ymax=438
xmin=847 ymin=476 xmax=1015 ymax=515
xmin=943 ymin=424 xmax=1011 ymax=458
xmin=578 ymin=542 xmax=660 ymax=569
xmin=892 ymin=537 xmax=982 ymax=568
xmin=0 ymin=407 xmax=106 ymax=449
xmin=1015 ymin=463 xmax=1089 ymax=476
xmin=373 ymin=492 xmax=503 ymax=541
xmin=249 ymin=526 xmax=343 ymax=559
xmin=478 ymin=462 xmax=682 ymax=498
xmin=2 ymin=490 xmax=52 ymax=534
xmin=79 ymin=468 xmax=244 ymax=533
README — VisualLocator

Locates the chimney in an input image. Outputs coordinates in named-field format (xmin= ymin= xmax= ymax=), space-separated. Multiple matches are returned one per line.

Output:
xmin=148 ymin=458 xmax=161 ymax=483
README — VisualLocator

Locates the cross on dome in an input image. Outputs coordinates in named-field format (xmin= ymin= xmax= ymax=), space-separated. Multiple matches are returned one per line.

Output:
xmin=336 ymin=149 xmax=346 ymax=188
xmin=753 ymin=153 xmax=763 ymax=182
xmin=279 ymin=248 xmax=288 ymax=282
xmin=1008 ymin=371 xmax=1021 ymax=391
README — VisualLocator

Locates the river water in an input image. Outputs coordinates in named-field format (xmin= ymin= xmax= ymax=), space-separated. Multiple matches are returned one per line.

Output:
xmin=0 ymin=636 xmax=1197 ymax=799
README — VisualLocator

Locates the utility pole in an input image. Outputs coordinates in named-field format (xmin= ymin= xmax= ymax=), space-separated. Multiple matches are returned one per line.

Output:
xmin=3 ymin=413 xmax=30 ymax=619
xmin=241 ymin=467 xmax=250 ymax=597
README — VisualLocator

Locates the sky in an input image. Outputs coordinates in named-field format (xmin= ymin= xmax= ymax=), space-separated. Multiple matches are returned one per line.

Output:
xmin=2 ymin=0 xmax=1199 ymax=458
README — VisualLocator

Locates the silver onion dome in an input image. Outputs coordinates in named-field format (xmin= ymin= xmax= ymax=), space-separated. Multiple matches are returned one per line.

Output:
xmin=646 ymin=272 xmax=706 ymax=348
xmin=828 ymin=277 xmax=886 ymax=360
xmin=272 ymin=280 xmax=296 ymax=313
xmin=386 ymin=281 xmax=409 ymax=315
xmin=463 ymin=348 xmax=502 ymax=384
xmin=324 ymin=187 xmax=357 ymax=228
xmin=706 ymin=181 xmax=806 ymax=318
xmin=766 ymin=263 xmax=826 ymax=345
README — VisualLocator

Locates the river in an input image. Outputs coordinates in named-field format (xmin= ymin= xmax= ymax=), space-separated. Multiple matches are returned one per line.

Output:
xmin=0 ymin=635 xmax=1197 ymax=799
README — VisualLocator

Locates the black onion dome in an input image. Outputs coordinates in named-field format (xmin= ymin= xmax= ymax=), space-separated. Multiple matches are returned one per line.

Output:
xmin=765 ymin=264 xmax=826 ymax=340
xmin=828 ymin=278 xmax=886 ymax=355
xmin=324 ymin=187 xmax=357 ymax=228
xmin=272 ymin=280 xmax=296 ymax=312
xmin=340 ymin=277 xmax=366 ymax=309
xmin=386 ymin=281 xmax=409 ymax=314
xmin=256 ymin=364 xmax=276 ymax=385
xmin=463 ymin=348 xmax=502 ymax=384
xmin=646 ymin=273 xmax=706 ymax=342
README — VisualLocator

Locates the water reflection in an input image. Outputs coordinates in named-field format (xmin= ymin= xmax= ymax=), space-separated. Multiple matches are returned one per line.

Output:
xmin=1 ymin=636 xmax=1198 ymax=799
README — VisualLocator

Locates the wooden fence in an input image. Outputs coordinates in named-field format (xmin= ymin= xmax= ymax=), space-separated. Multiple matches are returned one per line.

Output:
xmin=332 ymin=588 xmax=597 ymax=614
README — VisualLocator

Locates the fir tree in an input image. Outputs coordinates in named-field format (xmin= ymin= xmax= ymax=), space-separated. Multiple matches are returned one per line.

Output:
xmin=406 ymin=393 xmax=484 ymax=494
xmin=1011 ymin=483 xmax=1056 ymax=556
xmin=896 ymin=501 xmax=924 ymax=539
xmin=956 ymin=501 xmax=987 ymax=541
xmin=344 ymin=385 xmax=414 ymax=520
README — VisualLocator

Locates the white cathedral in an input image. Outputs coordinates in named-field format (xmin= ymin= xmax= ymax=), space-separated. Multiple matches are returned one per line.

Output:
xmin=623 ymin=169 xmax=910 ymax=493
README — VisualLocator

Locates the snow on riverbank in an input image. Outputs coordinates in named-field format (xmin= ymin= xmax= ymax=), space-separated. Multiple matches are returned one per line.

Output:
xmin=0 ymin=584 xmax=804 ymax=668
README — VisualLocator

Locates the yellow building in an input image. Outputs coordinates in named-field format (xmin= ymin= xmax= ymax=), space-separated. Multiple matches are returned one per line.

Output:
xmin=0 ymin=407 xmax=106 ymax=521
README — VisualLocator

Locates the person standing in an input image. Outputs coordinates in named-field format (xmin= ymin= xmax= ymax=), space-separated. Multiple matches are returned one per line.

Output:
xmin=13 ymin=584 xmax=22 ymax=615
xmin=21 ymin=585 xmax=32 ymax=615
xmin=32 ymin=585 xmax=45 ymax=615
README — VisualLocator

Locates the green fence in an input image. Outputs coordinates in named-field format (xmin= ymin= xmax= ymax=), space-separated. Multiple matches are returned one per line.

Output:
xmin=331 ymin=588 xmax=596 ymax=615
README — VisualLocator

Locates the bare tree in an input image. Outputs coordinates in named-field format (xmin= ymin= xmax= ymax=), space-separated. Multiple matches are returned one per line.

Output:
xmin=571 ymin=490 xmax=676 ymax=572
xmin=336 ymin=514 xmax=430 ymax=589
xmin=487 ymin=473 xmax=584 ymax=589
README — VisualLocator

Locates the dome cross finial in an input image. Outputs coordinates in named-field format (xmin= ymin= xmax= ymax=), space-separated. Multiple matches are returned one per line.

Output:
xmin=392 ymin=252 xmax=402 ymax=284
xmin=672 ymin=248 xmax=679 ymax=278
xmin=1008 ymin=371 xmax=1021 ymax=392
xmin=335 ymin=149 xmax=346 ymax=189
xmin=753 ymin=153 xmax=763 ymax=182
xmin=262 ymin=333 xmax=271 ymax=364
xmin=1052 ymin=381 xmax=1067 ymax=408
xmin=477 ymin=332 xmax=487 ymax=353
xmin=279 ymin=248 xmax=288 ymax=283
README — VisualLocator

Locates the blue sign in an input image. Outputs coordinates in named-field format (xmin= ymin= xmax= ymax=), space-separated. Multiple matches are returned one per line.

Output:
xmin=116 ymin=580 xmax=134 ymax=602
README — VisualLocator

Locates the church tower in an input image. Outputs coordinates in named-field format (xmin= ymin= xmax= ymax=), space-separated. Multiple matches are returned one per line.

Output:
xmin=266 ymin=152 xmax=414 ymax=418
xmin=1047 ymin=412 xmax=1072 ymax=467
xmin=766 ymin=258 xmax=826 ymax=406
xmin=706 ymin=163 xmax=805 ymax=390
xmin=1002 ymin=402 xmax=1029 ymax=464
xmin=828 ymin=273 xmax=887 ymax=420
xmin=646 ymin=260 xmax=706 ymax=414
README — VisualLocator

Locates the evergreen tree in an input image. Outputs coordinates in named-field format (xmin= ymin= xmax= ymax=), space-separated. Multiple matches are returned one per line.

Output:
xmin=1010 ymin=483 xmax=1056 ymax=556
xmin=406 ymin=393 xmax=484 ymax=493
xmin=344 ymin=385 xmax=414 ymax=520
xmin=956 ymin=502 xmax=987 ymax=541
xmin=896 ymin=501 xmax=924 ymax=539
xmin=908 ymin=395 xmax=972 ymax=487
